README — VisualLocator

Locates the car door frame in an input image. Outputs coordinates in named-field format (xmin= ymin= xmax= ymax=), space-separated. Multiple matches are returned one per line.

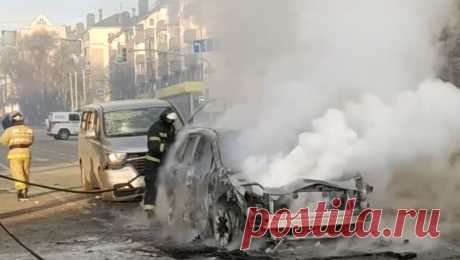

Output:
xmin=80 ymin=108 xmax=104 ymax=187
xmin=79 ymin=110 xmax=92 ymax=183
xmin=89 ymin=108 xmax=105 ymax=187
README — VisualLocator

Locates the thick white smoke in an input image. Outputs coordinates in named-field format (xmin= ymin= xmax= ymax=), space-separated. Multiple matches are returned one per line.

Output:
xmin=203 ymin=0 xmax=460 ymax=195
xmin=245 ymin=79 xmax=460 ymax=188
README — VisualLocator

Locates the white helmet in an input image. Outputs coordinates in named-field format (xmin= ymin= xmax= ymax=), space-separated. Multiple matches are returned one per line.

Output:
xmin=11 ymin=112 xmax=24 ymax=123
xmin=166 ymin=112 xmax=178 ymax=121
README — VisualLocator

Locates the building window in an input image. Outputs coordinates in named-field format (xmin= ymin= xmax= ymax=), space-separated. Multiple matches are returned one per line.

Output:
xmin=136 ymin=24 xmax=144 ymax=32
xmin=137 ymin=63 xmax=145 ymax=74
xmin=149 ymin=18 xmax=155 ymax=26
xmin=37 ymin=17 xmax=47 ymax=25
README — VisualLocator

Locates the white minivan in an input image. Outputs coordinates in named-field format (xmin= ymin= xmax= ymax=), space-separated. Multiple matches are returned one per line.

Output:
xmin=46 ymin=112 xmax=81 ymax=140
xmin=78 ymin=99 xmax=183 ymax=200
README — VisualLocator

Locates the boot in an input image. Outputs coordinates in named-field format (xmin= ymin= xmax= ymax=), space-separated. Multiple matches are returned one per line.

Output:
xmin=143 ymin=204 xmax=155 ymax=218
xmin=17 ymin=190 xmax=25 ymax=201
xmin=143 ymin=204 xmax=155 ymax=211
xmin=23 ymin=188 xmax=29 ymax=200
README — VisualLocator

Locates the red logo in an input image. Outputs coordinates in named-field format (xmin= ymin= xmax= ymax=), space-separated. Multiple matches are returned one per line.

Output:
xmin=240 ymin=199 xmax=440 ymax=251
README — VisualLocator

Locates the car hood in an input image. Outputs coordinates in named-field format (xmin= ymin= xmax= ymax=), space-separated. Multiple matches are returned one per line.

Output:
xmin=102 ymin=135 xmax=148 ymax=154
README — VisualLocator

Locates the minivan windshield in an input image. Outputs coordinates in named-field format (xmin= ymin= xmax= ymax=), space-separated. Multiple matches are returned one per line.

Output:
xmin=104 ymin=107 xmax=169 ymax=137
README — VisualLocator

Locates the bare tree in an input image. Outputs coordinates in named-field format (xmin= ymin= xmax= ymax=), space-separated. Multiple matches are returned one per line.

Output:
xmin=0 ymin=30 xmax=73 ymax=123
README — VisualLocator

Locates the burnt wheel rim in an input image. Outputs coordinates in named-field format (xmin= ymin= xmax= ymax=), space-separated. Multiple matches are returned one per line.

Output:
xmin=214 ymin=206 xmax=238 ymax=247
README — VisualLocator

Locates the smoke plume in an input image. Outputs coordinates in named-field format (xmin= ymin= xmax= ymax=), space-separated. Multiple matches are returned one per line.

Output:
xmin=203 ymin=0 xmax=460 ymax=198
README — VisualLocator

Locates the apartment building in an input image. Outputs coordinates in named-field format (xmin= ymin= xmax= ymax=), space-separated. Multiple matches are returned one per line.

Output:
xmin=111 ymin=0 xmax=213 ymax=118
xmin=82 ymin=11 xmax=134 ymax=102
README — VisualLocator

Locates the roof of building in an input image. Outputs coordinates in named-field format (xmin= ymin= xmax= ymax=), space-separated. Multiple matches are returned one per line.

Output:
xmin=135 ymin=0 xmax=170 ymax=23
xmin=31 ymin=15 xmax=53 ymax=26
xmin=93 ymin=12 xmax=135 ymax=27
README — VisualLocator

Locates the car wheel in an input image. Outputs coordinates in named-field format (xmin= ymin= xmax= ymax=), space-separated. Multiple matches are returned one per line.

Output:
xmin=210 ymin=200 xmax=243 ymax=247
xmin=80 ymin=161 xmax=92 ymax=191
xmin=58 ymin=129 xmax=70 ymax=140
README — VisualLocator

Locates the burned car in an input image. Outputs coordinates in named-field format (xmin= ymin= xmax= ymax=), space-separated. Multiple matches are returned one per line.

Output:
xmin=161 ymin=126 xmax=374 ymax=249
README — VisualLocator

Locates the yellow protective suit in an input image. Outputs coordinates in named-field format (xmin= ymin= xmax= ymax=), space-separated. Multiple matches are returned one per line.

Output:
xmin=0 ymin=124 xmax=34 ymax=190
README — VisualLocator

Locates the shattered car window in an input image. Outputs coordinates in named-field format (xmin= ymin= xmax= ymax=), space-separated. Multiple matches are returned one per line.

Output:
xmin=179 ymin=135 xmax=200 ymax=164
xmin=194 ymin=137 xmax=213 ymax=174
xmin=104 ymin=107 xmax=168 ymax=137
xmin=218 ymin=131 xmax=248 ymax=172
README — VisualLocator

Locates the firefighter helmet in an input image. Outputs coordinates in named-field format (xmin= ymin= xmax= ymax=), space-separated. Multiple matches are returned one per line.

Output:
xmin=160 ymin=108 xmax=178 ymax=123
xmin=11 ymin=112 xmax=24 ymax=124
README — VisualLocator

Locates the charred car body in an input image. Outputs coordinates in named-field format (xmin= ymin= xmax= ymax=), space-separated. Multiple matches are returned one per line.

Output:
xmin=162 ymin=127 xmax=373 ymax=249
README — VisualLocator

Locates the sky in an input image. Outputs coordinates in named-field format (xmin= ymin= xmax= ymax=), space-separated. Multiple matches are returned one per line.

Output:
xmin=0 ymin=0 xmax=140 ymax=30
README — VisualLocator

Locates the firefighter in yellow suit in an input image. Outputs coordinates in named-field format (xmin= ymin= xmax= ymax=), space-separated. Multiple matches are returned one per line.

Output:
xmin=0 ymin=112 xmax=34 ymax=201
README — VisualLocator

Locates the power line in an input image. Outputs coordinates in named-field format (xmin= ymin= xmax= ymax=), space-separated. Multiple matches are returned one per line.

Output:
xmin=0 ymin=20 xmax=29 ymax=24
xmin=0 ymin=173 xmax=141 ymax=194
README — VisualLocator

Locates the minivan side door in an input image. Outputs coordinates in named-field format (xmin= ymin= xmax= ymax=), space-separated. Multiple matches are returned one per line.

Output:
xmin=88 ymin=110 xmax=104 ymax=185
xmin=79 ymin=109 xmax=102 ymax=186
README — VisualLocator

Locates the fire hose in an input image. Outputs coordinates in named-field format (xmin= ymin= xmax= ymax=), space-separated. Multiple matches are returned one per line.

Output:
xmin=0 ymin=221 xmax=45 ymax=260
xmin=0 ymin=173 xmax=142 ymax=260
xmin=0 ymin=173 xmax=142 ymax=194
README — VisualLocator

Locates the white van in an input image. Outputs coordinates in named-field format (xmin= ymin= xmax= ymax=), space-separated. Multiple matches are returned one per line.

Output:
xmin=78 ymin=99 xmax=183 ymax=200
xmin=46 ymin=112 xmax=81 ymax=140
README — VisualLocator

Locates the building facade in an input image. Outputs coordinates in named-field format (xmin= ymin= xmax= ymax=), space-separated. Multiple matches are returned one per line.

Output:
xmin=82 ymin=12 xmax=135 ymax=102
xmin=17 ymin=15 xmax=67 ymax=39
xmin=108 ymin=0 xmax=213 ymax=118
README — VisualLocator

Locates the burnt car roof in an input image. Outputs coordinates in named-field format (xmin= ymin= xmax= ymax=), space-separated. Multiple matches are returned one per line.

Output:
xmin=228 ymin=174 xmax=364 ymax=196
xmin=257 ymin=179 xmax=359 ymax=195
xmin=179 ymin=126 xmax=236 ymax=136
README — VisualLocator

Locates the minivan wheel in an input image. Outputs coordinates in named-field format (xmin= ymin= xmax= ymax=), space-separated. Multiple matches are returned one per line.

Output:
xmin=58 ymin=129 xmax=70 ymax=140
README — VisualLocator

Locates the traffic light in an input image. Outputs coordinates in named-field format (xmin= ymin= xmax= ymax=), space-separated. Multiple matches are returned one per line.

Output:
xmin=116 ymin=48 xmax=128 ymax=64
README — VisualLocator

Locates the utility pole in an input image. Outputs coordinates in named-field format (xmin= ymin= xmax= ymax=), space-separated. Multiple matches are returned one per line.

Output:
xmin=82 ymin=69 xmax=87 ymax=106
xmin=74 ymin=71 xmax=79 ymax=110
xmin=69 ymin=72 xmax=74 ymax=111
xmin=199 ymin=0 xmax=204 ymax=81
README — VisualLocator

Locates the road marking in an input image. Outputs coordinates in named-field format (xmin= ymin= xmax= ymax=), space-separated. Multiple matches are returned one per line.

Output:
xmin=0 ymin=162 xmax=9 ymax=171
xmin=0 ymin=161 xmax=77 ymax=174
xmin=33 ymin=148 xmax=76 ymax=159
xmin=34 ymin=158 xmax=50 ymax=162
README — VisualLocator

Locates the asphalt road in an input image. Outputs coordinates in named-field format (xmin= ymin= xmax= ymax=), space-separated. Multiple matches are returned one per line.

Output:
xmin=1 ymin=128 xmax=460 ymax=259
